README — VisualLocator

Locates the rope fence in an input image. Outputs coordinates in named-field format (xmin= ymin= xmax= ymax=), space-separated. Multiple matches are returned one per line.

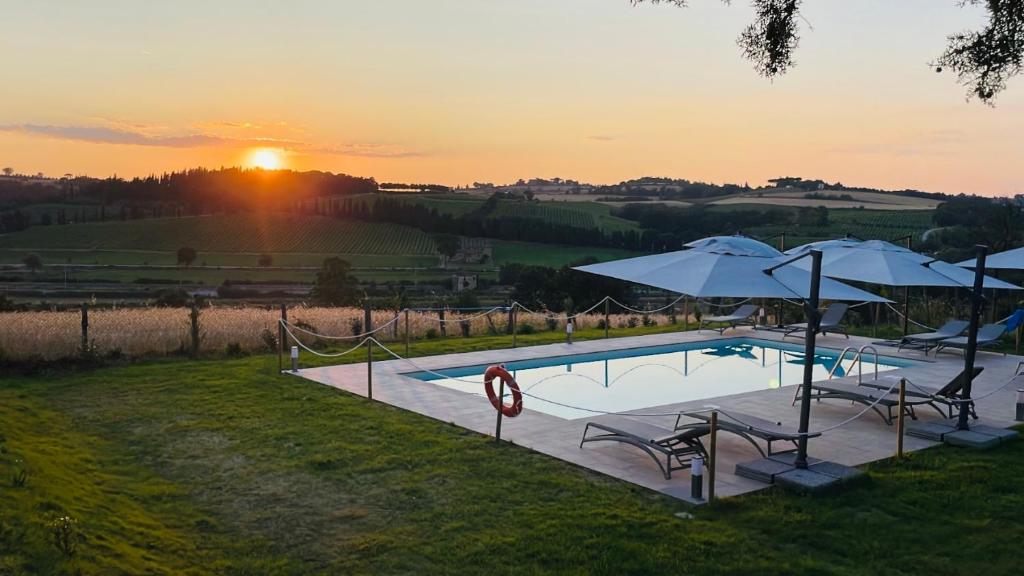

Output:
xmin=2 ymin=288 xmax=1015 ymax=362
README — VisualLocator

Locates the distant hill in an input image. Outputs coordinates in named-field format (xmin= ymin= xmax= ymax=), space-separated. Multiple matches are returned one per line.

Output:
xmin=463 ymin=176 xmax=948 ymax=211
xmin=710 ymin=188 xmax=942 ymax=211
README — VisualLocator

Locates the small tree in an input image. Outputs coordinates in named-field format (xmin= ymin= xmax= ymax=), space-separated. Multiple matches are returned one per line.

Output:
xmin=2 ymin=167 xmax=12 ymax=177
xmin=433 ymin=233 xmax=461 ymax=269
xmin=257 ymin=253 xmax=274 ymax=267
xmin=310 ymin=257 xmax=360 ymax=306
xmin=176 ymin=247 xmax=197 ymax=267
xmin=22 ymin=253 xmax=42 ymax=272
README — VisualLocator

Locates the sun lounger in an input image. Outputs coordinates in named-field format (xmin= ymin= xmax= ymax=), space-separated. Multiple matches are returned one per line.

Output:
xmin=897 ymin=320 xmax=969 ymax=354
xmin=674 ymin=410 xmax=821 ymax=457
xmin=934 ymin=324 xmax=1007 ymax=355
xmin=784 ymin=303 xmax=849 ymax=339
xmin=861 ymin=367 xmax=983 ymax=419
xmin=699 ymin=304 xmax=760 ymax=334
xmin=803 ymin=380 xmax=936 ymax=425
xmin=580 ymin=419 xmax=710 ymax=479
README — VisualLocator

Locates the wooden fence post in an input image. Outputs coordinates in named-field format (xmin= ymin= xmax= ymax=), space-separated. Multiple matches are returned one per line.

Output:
xmin=439 ymin=308 xmax=446 ymax=337
xmin=404 ymin=308 xmax=410 ymax=357
xmin=365 ymin=301 xmax=373 ymax=400
xmin=896 ymin=378 xmax=907 ymax=458
xmin=604 ymin=298 xmax=610 ymax=339
xmin=683 ymin=296 xmax=689 ymax=331
xmin=279 ymin=303 xmax=287 ymax=372
xmin=512 ymin=305 xmax=518 ymax=349
xmin=80 ymin=303 xmax=89 ymax=356
xmin=189 ymin=300 xmax=200 ymax=357
xmin=366 ymin=338 xmax=373 ymax=400
xmin=709 ymin=410 xmax=718 ymax=502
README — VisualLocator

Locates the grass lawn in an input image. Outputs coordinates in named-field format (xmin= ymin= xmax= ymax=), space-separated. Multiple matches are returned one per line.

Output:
xmin=1 ymin=327 xmax=1022 ymax=574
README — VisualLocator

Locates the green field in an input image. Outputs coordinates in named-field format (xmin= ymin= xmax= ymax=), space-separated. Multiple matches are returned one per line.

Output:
xmin=711 ymin=205 xmax=937 ymax=247
xmin=0 ymin=214 xmax=439 ymax=255
xmin=0 ymin=213 xmax=638 ymax=285
xmin=1 ymin=331 xmax=1021 ymax=574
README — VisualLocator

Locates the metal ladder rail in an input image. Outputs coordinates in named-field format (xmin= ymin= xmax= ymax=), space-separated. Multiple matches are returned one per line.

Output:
xmin=827 ymin=347 xmax=856 ymax=380
xmin=792 ymin=346 xmax=855 ymax=405
xmin=845 ymin=345 xmax=880 ymax=384
xmin=792 ymin=345 xmax=881 ymax=406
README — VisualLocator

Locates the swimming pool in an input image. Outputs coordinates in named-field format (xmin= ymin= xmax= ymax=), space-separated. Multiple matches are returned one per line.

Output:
xmin=407 ymin=338 xmax=918 ymax=420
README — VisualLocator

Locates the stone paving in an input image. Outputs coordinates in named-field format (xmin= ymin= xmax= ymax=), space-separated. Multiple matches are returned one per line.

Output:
xmin=293 ymin=327 xmax=1022 ymax=503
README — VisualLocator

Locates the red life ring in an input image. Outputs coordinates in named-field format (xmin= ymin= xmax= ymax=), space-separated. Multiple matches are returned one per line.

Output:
xmin=484 ymin=364 xmax=523 ymax=418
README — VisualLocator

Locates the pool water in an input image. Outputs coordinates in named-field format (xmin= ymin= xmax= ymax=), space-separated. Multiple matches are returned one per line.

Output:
xmin=408 ymin=338 xmax=917 ymax=420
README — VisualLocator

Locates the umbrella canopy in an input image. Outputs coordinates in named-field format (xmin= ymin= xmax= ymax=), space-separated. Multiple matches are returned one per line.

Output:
xmin=683 ymin=235 xmax=784 ymax=257
xmin=574 ymin=236 xmax=889 ymax=302
xmin=957 ymin=245 xmax=1024 ymax=271
xmin=786 ymin=239 xmax=1018 ymax=290
xmin=925 ymin=259 xmax=1020 ymax=290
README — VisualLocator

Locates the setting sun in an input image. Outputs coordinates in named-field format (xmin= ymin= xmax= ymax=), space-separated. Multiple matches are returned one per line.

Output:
xmin=247 ymin=148 xmax=284 ymax=170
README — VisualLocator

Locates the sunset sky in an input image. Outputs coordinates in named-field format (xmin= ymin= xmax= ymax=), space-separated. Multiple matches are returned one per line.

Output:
xmin=1 ymin=0 xmax=1022 ymax=195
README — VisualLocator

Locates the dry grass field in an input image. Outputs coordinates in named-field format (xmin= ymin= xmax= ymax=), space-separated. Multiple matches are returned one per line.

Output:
xmin=0 ymin=306 xmax=685 ymax=361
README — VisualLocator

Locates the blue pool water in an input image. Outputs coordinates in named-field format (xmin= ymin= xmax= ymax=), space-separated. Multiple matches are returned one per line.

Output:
xmin=407 ymin=338 xmax=917 ymax=420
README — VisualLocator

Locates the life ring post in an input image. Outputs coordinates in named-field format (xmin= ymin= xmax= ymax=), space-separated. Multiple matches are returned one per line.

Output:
xmin=484 ymin=364 xmax=523 ymax=444
xmin=495 ymin=377 xmax=505 ymax=444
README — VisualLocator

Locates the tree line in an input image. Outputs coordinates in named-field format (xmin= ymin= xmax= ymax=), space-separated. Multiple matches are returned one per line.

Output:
xmin=329 ymin=196 xmax=655 ymax=251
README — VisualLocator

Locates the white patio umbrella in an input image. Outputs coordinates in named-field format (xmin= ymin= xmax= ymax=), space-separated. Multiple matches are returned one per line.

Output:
xmin=576 ymin=236 xmax=889 ymax=302
xmin=575 ymin=235 xmax=888 ymax=470
xmin=957 ymin=245 xmax=1024 ymax=270
xmin=787 ymin=240 xmax=951 ymax=285
xmin=786 ymin=238 xmax=1019 ymax=335
xmin=924 ymin=259 xmax=1020 ymax=291
xmin=788 ymin=239 xmax=1017 ymax=289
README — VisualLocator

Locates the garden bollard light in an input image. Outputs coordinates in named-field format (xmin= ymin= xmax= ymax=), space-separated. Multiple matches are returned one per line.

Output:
xmin=690 ymin=456 xmax=704 ymax=501
xmin=1016 ymin=389 xmax=1024 ymax=422
xmin=291 ymin=346 xmax=299 ymax=372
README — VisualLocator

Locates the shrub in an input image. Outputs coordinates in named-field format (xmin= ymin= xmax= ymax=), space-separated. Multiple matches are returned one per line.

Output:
xmin=627 ymin=316 xmax=640 ymax=329
xmin=517 ymin=323 xmax=536 ymax=335
xmin=425 ymin=328 xmax=439 ymax=339
xmin=48 ymin=515 xmax=80 ymax=557
xmin=459 ymin=319 xmax=471 ymax=337
xmin=545 ymin=317 xmax=558 ymax=331
xmin=642 ymin=314 xmax=656 ymax=327
xmin=349 ymin=318 xmax=363 ymax=337
xmin=11 ymin=459 xmax=27 ymax=488
xmin=260 ymin=329 xmax=278 ymax=352
xmin=154 ymin=289 xmax=191 ymax=307
xmin=596 ymin=318 xmax=608 ymax=330
xmin=225 ymin=342 xmax=246 ymax=357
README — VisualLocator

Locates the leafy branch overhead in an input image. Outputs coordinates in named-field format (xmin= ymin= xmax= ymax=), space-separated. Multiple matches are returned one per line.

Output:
xmin=632 ymin=0 xmax=1024 ymax=103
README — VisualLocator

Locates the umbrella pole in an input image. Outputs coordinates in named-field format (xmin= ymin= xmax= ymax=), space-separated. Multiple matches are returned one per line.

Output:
xmin=958 ymin=245 xmax=988 ymax=431
xmin=902 ymin=286 xmax=910 ymax=336
xmin=795 ymin=250 xmax=823 ymax=470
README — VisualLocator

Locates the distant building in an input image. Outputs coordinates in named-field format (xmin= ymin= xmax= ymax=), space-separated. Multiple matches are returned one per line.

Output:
xmin=452 ymin=275 xmax=477 ymax=293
